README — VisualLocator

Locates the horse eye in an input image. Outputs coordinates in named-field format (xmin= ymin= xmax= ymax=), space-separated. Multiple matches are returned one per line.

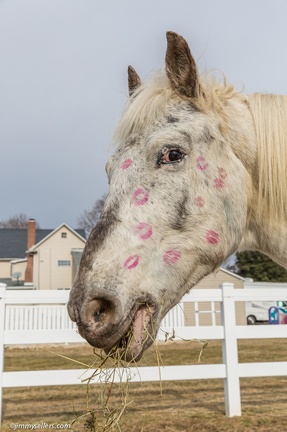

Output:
xmin=158 ymin=148 xmax=185 ymax=166
xmin=168 ymin=150 xmax=184 ymax=162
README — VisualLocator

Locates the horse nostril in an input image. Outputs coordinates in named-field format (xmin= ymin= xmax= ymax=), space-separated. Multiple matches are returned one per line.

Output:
xmin=78 ymin=291 xmax=123 ymax=340
xmin=86 ymin=298 xmax=114 ymax=326
xmin=93 ymin=302 xmax=108 ymax=323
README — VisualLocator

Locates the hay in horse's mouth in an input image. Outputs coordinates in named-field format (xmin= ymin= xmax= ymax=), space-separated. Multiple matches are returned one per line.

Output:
xmin=105 ymin=303 xmax=156 ymax=362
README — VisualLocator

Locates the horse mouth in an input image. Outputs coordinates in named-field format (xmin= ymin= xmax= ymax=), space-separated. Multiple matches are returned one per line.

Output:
xmin=105 ymin=303 xmax=157 ymax=362
xmin=73 ymin=296 xmax=159 ymax=363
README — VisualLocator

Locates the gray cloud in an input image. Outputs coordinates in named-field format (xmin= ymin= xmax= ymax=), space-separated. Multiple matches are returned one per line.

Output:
xmin=1 ymin=0 xmax=286 ymax=228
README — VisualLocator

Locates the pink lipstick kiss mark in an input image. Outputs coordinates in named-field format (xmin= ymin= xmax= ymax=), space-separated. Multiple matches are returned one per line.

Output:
xmin=206 ymin=230 xmax=220 ymax=245
xmin=132 ymin=188 xmax=149 ymax=206
xmin=163 ymin=250 xmax=181 ymax=265
xmin=194 ymin=196 xmax=205 ymax=207
xmin=218 ymin=167 xmax=227 ymax=179
xmin=124 ymin=255 xmax=139 ymax=269
xmin=135 ymin=222 xmax=153 ymax=240
xmin=213 ymin=178 xmax=225 ymax=189
xmin=121 ymin=159 xmax=133 ymax=170
xmin=196 ymin=155 xmax=209 ymax=171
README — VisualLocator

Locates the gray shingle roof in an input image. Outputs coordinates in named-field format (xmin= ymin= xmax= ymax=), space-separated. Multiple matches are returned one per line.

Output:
xmin=0 ymin=228 xmax=86 ymax=259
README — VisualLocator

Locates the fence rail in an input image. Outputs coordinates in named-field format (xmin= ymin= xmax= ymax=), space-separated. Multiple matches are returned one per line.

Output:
xmin=0 ymin=282 xmax=287 ymax=424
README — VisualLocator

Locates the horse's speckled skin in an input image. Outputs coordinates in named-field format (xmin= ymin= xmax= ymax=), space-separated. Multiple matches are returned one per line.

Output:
xmin=68 ymin=32 xmax=287 ymax=361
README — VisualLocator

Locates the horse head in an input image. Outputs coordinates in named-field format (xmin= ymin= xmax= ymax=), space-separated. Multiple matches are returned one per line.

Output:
xmin=68 ymin=32 xmax=256 ymax=362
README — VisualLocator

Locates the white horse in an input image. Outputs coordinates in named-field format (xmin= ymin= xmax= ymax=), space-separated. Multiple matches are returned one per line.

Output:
xmin=68 ymin=32 xmax=287 ymax=362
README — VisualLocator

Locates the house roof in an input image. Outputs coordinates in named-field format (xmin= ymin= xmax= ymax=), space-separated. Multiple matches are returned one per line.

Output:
xmin=219 ymin=267 xmax=246 ymax=281
xmin=29 ymin=223 xmax=86 ymax=251
xmin=0 ymin=226 xmax=86 ymax=259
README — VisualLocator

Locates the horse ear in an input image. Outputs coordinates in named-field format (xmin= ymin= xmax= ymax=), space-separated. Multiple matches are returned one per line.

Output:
xmin=165 ymin=32 xmax=200 ymax=99
xmin=128 ymin=65 xmax=141 ymax=96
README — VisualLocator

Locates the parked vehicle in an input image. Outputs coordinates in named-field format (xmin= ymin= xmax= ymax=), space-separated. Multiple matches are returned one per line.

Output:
xmin=246 ymin=300 xmax=287 ymax=324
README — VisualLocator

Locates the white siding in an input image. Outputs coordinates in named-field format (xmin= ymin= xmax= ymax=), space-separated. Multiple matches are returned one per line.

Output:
xmin=33 ymin=227 xmax=85 ymax=290
xmin=184 ymin=269 xmax=246 ymax=326
xmin=0 ymin=261 xmax=11 ymax=279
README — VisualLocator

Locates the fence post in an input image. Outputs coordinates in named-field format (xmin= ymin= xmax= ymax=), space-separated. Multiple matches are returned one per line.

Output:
xmin=0 ymin=283 xmax=7 ymax=424
xmin=221 ymin=282 xmax=241 ymax=417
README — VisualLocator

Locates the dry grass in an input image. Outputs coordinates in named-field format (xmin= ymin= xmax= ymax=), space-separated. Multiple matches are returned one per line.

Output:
xmin=2 ymin=339 xmax=287 ymax=431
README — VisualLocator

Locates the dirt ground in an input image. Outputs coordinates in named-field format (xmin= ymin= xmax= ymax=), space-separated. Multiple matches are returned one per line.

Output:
xmin=2 ymin=339 xmax=287 ymax=432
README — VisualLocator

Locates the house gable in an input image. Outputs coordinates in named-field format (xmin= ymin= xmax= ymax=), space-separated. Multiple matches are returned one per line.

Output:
xmin=194 ymin=268 xmax=245 ymax=290
xmin=29 ymin=224 xmax=86 ymax=252
xmin=0 ymin=223 xmax=86 ymax=286
xmin=219 ymin=268 xmax=245 ymax=282
xmin=31 ymin=224 xmax=86 ymax=290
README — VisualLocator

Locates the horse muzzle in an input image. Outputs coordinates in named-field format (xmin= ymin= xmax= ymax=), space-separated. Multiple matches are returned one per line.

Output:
xmin=68 ymin=289 xmax=159 ymax=362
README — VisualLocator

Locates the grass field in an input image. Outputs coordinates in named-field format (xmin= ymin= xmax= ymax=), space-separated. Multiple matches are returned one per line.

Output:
xmin=2 ymin=338 xmax=287 ymax=431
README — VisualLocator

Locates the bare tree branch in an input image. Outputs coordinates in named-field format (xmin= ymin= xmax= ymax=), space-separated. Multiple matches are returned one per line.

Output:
xmin=77 ymin=194 xmax=107 ymax=236
xmin=0 ymin=213 xmax=29 ymax=228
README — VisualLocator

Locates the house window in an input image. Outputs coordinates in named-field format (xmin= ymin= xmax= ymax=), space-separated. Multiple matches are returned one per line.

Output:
xmin=58 ymin=260 xmax=71 ymax=266
xmin=61 ymin=232 xmax=67 ymax=238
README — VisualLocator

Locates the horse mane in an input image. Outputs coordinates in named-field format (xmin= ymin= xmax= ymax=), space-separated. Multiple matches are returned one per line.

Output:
xmin=113 ymin=72 xmax=174 ymax=146
xmin=113 ymin=70 xmax=240 ymax=147
xmin=248 ymin=94 xmax=287 ymax=223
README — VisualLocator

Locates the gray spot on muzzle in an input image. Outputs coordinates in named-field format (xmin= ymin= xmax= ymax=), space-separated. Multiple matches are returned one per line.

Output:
xmin=80 ymin=203 xmax=120 ymax=271
xmin=68 ymin=202 xmax=120 ymax=325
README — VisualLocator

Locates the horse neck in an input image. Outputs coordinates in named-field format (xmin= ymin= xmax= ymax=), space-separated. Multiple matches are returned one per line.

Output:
xmin=240 ymin=216 xmax=287 ymax=268
xmin=238 ymin=93 xmax=287 ymax=267
xmin=223 ymin=92 xmax=287 ymax=267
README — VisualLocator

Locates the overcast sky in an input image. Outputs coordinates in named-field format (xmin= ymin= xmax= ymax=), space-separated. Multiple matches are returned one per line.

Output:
xmin=1 ymin=0 xmax=287 ymax=229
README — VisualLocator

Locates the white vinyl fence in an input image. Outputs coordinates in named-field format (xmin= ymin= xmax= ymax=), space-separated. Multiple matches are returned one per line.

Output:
xmin=1 ymin=282 xmax=287 ymax=424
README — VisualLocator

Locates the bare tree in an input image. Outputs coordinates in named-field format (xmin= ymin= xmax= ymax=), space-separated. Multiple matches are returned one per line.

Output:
xmin=77 ymin=194 xmax=107 ymax=236
xmin=0 ymin=213 xmax=30 ymax=228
